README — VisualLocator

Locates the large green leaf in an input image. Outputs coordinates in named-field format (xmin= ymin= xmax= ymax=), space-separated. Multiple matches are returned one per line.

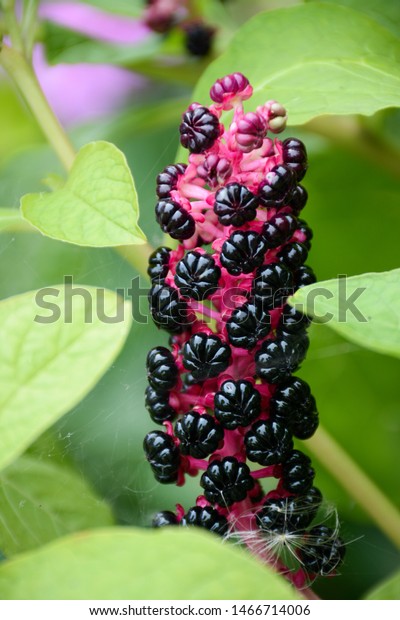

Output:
xmin=0 ymin=455 xmax=113 ymax=557
xmin=21 ymin=141 xmax=147 ymax=247
xmin=307 ymin=0 xmax=400 ymax=38
xmin=192 ymin=3 xmax=400 ymax=125
xmin=0 ymin=208 xmax=33 ymax=232
xmin=289 ymin=269 xmax=400 ymax=359
xmin=0 ymin=528 xmax=300 ymax=599
xmin=364 ymin=569 xmax=400 ymax=599
xmin=0 ymin=286 xmax=131 ymax=472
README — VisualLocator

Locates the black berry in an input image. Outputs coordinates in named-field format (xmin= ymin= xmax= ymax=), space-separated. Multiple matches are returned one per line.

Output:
xmin=299 ymin=526 xmax=345 ymax=575
xmin=214 ymin=183 xmax=258 ymax=226
xmin=258 ymin=165 xmax=296 ymax=208
xmin=184 ymin=23 xmax=214 ymax=57
xmin=282 ymin=138 xmax=308 ymax=181
xmin=281 ymin=449 xmax=315 ymax=494
xmin=182 ymin=332 xmax=231 ymax=382
xmin=276 ymin=303 xmax=311 ymax=336
xmin=257 ymin=487 xmax=322 ymax=534
xmin=145 ymin=385 xmax=176 ymax=424
xmin=200 ymin=456 xmax=255 ymax=506
xmin=149 ymin=284 xmax=192 ymax=334
xmin=155 ymin=199 xmax=196 ymax=240
xmin=255 ymin=334 xmax=309 ymax=384
xmin=294 ymin=265 xmax=317 ymax=289
xmin=296 ymin=218 xmax=313 ymax=250
xmin=214 ymin=379 xmax=261 ymax=429
xmin=252 ymin=263 xmax=294 ymax=310
xmin=152 ymin=510 xmax=178 ymax=528
xmin=269 ymin=376 xmax=319 ymax=440
xmin=288 ymin=185 xmax=308 ymax=214
xmin=143 ymin=430 xmax=180 ymax=484
xmin=278 ymin=242 xmax=309 ymax=270
xmin=146 ymin=346 xmax=178 ymax=392
xmin=180 ymin=106 xmax=220 ymax=153
xmin=175 ymin=411 xmax=223 ymax=458
xmin=220 ymin=231 xmax=267 ymax=275
xmin=174 ymin=251 xmax=221 ymax=300
xmin=245 ymin=419 xmax=293 ymax=466
xmin=156 ymin=164 xmax=187 ymax=199
xmin=226 ymin=301 xmax=271 ymax=349
xmin=147 ymin=246 xmax=171 ymax=284
xmin=262 ymin=213 xmax=297 ymax=249
xmin=181 ymin=506 xmax=228 ymax=536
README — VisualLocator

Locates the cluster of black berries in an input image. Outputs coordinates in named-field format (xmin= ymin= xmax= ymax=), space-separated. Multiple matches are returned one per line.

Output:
xmin=143 ymin=73 xmax=344 ymax=586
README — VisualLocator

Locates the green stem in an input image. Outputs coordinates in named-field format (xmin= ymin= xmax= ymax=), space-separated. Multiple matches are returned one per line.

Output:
xmin=307 ymin=425 xmax=400 ymax=549
xmin=2 ymin=0 xmax=24 ymax=52
xmin=21 ymin=0 xmax=39 ymax=60
xmin=0 ymin=44 xmax=76 ymax=171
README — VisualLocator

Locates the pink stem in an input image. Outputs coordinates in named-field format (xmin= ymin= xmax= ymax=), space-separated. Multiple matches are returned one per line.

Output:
xmin=251 ymin=466 xmax=276 ymax=479
xmin=189 ymin=301 xmax=221 ymax=321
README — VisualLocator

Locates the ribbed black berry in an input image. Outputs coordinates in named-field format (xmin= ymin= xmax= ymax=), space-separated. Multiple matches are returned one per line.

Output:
xmin=281 ymin=449 xmax=315 ymax=494
xmin=252 ymin=263 xmax=294 ymax=309
xmin=181 ymin=506 xmax=228 ymax=536
xmin=149 ymin=284 xmax=191 ymax=333
xmin=276 ymin=303 xmax=311 ymax=336
xmin=213 ymin=183 xmax=258 ymax=226
xmin=185 ymin=23 xmax=214 ymax=57
xmin=147 ymin=246 xmax=171 ymax=283
xmin=258 ymin=164 xmax=296 ymax=208
xmin=145 ymin=385 xmax=176 ymax=424
xmin=269 ymin=376 xmax=319 ymax=440
xmin=255 ymin=334 xmax=309 ymax=384
xmin=278 ymin=242 xmax=309 ymax=270
xmin=294 ymin=265 xmax=317 ymax=290
xmin=182 ymin=332 xmax=231 ymax=382
xmin=146 ymin=346 xmax=178 ymax=392
xmin=296 ymin=219 xmax=313 ymax=250
xmin=174 ymin=251 xmax=221 ymax=300
xmin=256 ymin=487 xmax=322 ymax=534
xmin=262 ymin=213 xmax=297 ymax=249
xmin=200 ymin=456 xmax=255 ymax=506
xmin=220 ymin=231 xmax=267 ymax=275
xmin=180 ymin=106 xmax=220 ymax=153
xmin=299 ymin=526 xmax=345 ymax=575
xmin=244 ymin=419 xmax=293 ymax=466
xmin=175 ymin=411 xmax=223 ymax=458
xmin=143 ymin=430 xmax=180 ymax=484
xmin=282 ymin=138 xmax=308 ymax=181
xmin=156 ymin=164 xmax=187 ymax=199
xmin=152 ymin=510 xmax=178 ymax=528
xmin=226 ymin=301 xmax=271 ymax=349
xmin=155 ymin=199 xmax=195 ymax=240
xmin=288 ymin=185 xmax=308 ymax=215
xmin=214 ymin=379 xmax=261 ymax=429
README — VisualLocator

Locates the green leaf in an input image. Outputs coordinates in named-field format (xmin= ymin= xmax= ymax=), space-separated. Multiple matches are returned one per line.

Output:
xmin=364 ymin=569 xmax=400 ymax=599
xmin=289 ymin=269 xmax=400 ymax=359
xmin=307 ymin=0 xmax=400 ymax=38
xmin=0 ymin=286 xmax=131 ymax=472
xmin=192 ymin=3 xmax=400 ymax=126
xmin=0 ymin=528 xmax=301 ymax=599
xmin=0 ymin=208 xmax=34 ymax=232
xmin=0 ymin=455 xmax=113 ymax=557
xmin=21 ymin=141 xmax=147 ymax=247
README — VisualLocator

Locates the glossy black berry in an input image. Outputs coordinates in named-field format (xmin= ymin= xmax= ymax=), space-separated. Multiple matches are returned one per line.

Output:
xmin=256 ymin=487 xmax=322 ymax=534
xmin=147 ymin=246 xmax=171 ymax=283
xmin=262 ymin=213 xmax=297 ymax=249
xmin=174 ymin=251 xmax=221 ymax=300
xmin=244 ymin=419 xmax=293 ymax=466
xmin=180 ymin=106 xmax=220 ymax=153
xmin=276 ymin=303 xmax=311 ymax=336
xmin=214 ymin=183 xmax=258 ymax=226
xmin=282 ymin=138 xmax=308 ymax=181
xmin=181 ymin=506 xmax=228 ymax=536
xmin=288 ymin=185 xmax=308 ymax=215
xmin=278 ymin=242 xmax=309 ymax=270
xmin=143 ymin=430 xmax=180 ymax=484
xmin=281 ymin=449 xmax=315 ymax=494
xmin=152 ymin=510 xmax=178 ymax=528
xmin=200 ymin=456 xmax=255 ymax=506
xmin=145 ymin=385 xmax=176 ymax=424
xmin=146 ymin=346 xmax=178 ymax=392
xmin=175 ymin=411 xmax=223 ymax=458
xmin=185 ymin=23 xmax=214 ymax=57
xmin=294 ymin=265 xmax=317 ymax=289
xmin=252 ymin=263 xmax=294 ymax=310
xmin=258 ymin=164 xmax=296 ymax=208
xmin=156 ymin=164 xmax=187 ymax=199
xmin=299 ymin=526 xmax=345 ymax=575
xmin=269 ymin=376 xmax=319 ymax=440
xmin=155 ymin=199 xmax=196 ymax=240
xmin=182 ymin=332 xmax=231 ymax=382
xmin=296 ymin=219 xmax=313 ymax=250
xmin=214 ymin=379 xmax=261 ymax=429
xmin=149 ymin=284 xmax=191 ymax=334
xmin=226 ymin=301 xmax=270 ymax=350
xmin=255 ymin=334 xmax=309 ymax=384
xmin=220 ymin=231 xmax=267 ymax=275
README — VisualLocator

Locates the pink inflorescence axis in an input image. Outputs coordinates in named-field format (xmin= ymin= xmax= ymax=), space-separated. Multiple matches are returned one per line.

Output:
xmin=144 ymin=73 xmax=344 ymax=587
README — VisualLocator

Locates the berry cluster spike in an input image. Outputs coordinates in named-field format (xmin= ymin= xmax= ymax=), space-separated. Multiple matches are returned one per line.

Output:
xmin=144 ymin=73 xmax=344 ymax=588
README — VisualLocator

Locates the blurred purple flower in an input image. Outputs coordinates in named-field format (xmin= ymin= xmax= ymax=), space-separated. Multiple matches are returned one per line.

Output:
xmin=35 ymin=2 xmax=151 ymax=126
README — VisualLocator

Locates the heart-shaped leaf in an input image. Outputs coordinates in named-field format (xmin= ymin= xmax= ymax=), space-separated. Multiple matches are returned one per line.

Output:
xmin=21 ymin=141 xmax=147 ymax=247
xmin=0 ymin=286 xmax=131 ymax=472
xmin=0 ymin=527 xmax=301 ymax=599
xmin=289 ymin=269 xmax=400 ymax=359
